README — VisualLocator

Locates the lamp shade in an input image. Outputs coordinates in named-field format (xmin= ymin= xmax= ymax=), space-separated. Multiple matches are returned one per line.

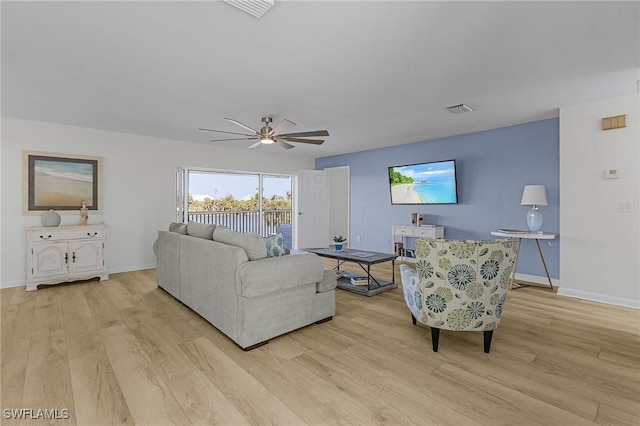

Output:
xmin=521 ymin=185 xmax=548 ymax=206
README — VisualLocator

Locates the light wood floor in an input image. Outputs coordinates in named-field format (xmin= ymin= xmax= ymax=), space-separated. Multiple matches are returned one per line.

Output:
xmin=1 ymin=261 xmax=639 ymax=426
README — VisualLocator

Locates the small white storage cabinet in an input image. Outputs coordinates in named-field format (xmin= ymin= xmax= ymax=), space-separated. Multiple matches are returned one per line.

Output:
xmin=392 ymin=225 xmax=445 ymax=262
xmin=27 ymin=224 xmax=108 ymax=291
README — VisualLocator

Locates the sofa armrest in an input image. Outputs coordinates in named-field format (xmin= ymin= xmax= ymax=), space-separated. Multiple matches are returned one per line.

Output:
xmin=236 ymin=253 xmax=325 ymax=298
xmin=157 ymin=230 xmax=181 ymax=298
xmin=317 ymin=269 xmax=337 ymax=293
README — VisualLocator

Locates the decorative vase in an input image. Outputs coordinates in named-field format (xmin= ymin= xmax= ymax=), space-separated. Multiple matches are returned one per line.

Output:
xmin=526 ymin=206 xmax=543 ymax=232
xmin=41 ymin=209 xmax=61 ymax=227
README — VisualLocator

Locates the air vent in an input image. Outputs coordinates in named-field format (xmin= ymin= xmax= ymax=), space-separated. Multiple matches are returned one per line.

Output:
xmin=223 ymin=0 xmax=275 ymax=18
xmin=446 ymin=103 xmax=475 ymax=114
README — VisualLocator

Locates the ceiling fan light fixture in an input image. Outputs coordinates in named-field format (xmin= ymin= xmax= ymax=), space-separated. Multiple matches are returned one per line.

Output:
xmin=223 ymin=0 xmax=275 ymax=19
xmin=200 ymin=116 xmax=328 ymax=150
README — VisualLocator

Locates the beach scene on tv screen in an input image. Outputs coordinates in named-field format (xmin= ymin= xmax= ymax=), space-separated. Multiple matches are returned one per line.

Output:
xmin=389 ymin=161 xmax=457 ymax=204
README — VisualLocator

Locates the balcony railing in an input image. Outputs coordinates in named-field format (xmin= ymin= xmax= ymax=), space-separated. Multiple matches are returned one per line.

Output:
xmin=187 ymin=209 xmax=292 ymax=237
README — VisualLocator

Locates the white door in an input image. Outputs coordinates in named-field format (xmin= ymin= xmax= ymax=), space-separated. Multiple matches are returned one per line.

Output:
xmin=295 ymin=170 xmax=329 ymax=248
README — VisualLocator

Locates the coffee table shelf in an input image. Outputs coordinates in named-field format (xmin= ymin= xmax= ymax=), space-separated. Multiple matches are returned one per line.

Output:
xmin=307 ymin=248 xmax=398 ymax=297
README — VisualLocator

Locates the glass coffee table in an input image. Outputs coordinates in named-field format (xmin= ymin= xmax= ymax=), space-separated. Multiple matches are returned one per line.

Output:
xmin=307 ymin=248 xmax=398 ymax=296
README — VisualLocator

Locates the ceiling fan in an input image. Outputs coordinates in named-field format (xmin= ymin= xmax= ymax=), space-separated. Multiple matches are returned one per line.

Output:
xmin=199 ymin=116 xmax=329 ymax=150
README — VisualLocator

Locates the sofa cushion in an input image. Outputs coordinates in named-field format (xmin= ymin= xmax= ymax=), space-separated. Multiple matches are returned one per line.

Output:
xmin=187 ymin=221 xmax=215 ymax=239
xmin=213 ymin=227 xmax=267 ymax=260
xmin=237 ymin=253 xmax=324 ymax=298
xmin=265 ymin=232 xmax=286 ymax=257
xmin=169 ymin=222 xmax=188 ymax=234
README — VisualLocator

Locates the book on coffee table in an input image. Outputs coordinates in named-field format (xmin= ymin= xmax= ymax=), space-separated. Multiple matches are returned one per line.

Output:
xmin=350 ymin=277 xmax=369 ymax=286
xmin=350 ymin=251 xmax=377 ymax=258
xmin=342 ymin=272 xmax=369 ymax=286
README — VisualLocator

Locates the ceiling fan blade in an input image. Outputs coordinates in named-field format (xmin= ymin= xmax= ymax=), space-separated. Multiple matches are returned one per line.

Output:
xmin=276 ymin=130 xmax=329 ymax=138
xmin=270 ymin=119 xmax=296 ymax=136
xmin=247 ymin=141 xmax=262 ymax=149
xmin=225 ymin=118 xmax=258 ymax=134
xmin=199 ymin=128 xmax=254 ymax=137
xmin=274 ymin=139 xmax=295 ymax=150
xmin=279 ymin=137 xmax=324 ymax=145
xmin=209 ymin=137 xmax=255 ymax=142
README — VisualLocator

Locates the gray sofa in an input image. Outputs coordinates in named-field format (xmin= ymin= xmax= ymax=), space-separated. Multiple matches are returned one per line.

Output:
xmin=156 ymin=222 xmax=336 ymax=350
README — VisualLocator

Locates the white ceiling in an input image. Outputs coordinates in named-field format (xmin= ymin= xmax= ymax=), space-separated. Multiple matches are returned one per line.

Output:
xmin=2 ymin=1 xmax=639 ymax=157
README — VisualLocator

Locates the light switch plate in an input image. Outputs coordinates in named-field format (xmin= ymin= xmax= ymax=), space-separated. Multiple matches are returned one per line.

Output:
xmin=604 ymin=169 xmax=620 ymax=179
xmin=616 ymin=200 xmax=633 ymax=212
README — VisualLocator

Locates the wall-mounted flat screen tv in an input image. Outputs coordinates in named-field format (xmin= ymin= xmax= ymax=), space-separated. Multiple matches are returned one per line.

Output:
xmin=388 ymin=159 xmax=458 ymax=204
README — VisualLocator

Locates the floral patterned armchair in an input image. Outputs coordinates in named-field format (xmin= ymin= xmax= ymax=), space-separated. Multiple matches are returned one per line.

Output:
xmin=400 ymin=238 xmax=520 ymax=353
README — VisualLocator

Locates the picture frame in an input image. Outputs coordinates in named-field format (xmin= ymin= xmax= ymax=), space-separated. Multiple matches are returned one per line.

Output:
xmin=22 ymin=151 xmax=103 ymax=215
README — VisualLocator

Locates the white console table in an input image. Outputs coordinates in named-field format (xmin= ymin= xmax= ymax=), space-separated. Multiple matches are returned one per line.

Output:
xmin=27 ymin=224 xmax=108 ymax=291
xmin=392 ymin=225 xmax=444 ymax=262
xmin=491 ymin=230 xmax=556 ymax=290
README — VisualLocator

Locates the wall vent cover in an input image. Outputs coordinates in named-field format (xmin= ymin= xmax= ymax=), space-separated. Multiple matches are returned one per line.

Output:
xmin=446 ymin=103 xmax=475 ymax=114
xmin=223 ymin=0 xmax=275 ymax=19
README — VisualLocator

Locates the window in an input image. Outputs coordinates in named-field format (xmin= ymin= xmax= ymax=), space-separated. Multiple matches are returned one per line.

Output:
xmin=176 ymin=168 xmax=292 ymax=238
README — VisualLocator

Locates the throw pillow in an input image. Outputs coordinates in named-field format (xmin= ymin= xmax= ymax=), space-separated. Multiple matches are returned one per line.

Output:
xmin=213 ymin=227 xmax=267 ymax=260
xmin=168 ymin=222 xmax=188 ymax=235
xmin=265 ymin=232 xmax=286 ymax=257
xmin=186 ymin=221 xmax=215 ymax=239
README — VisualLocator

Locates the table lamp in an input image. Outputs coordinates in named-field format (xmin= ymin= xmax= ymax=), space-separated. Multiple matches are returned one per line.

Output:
xmin=521 ymin=185 xmax=548 ymax=233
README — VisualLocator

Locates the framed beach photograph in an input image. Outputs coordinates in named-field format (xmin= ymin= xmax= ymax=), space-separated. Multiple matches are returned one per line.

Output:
xmin=23 ymin=151 xmax=103 ymax=215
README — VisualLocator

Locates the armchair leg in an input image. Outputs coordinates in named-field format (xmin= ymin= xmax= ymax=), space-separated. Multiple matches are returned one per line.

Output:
xmin=430 ymin=327 xmax=440 ymax=352
xmin=411 ymin=314 xmax=417 ymax=325
xmin=483 ymin=330 xmax=494 ymax=353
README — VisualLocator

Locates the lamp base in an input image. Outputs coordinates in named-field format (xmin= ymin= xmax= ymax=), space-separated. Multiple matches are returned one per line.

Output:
xmin=526 ymin=206 xmax=543 ymax=233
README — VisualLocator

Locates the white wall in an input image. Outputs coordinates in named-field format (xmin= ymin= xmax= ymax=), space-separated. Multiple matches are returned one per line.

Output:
xmin=559 ymin=94 xmax=640 ymax=308
xmin=326 ymin=166 xmax=350 ymax=244
xmin=1 ymin=118 xmax=314 ymax=288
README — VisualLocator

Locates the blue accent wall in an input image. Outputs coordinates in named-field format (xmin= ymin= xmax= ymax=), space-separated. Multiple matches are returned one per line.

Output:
xmin=316 ymin=118 xmax=559 ymax=279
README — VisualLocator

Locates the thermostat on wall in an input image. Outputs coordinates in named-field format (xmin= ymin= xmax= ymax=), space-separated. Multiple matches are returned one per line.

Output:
xmin=604 ymin=169 xmax=620 ymax=179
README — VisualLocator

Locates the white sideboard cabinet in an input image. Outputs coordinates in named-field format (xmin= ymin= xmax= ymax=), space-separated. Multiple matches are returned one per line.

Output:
xmin=26 ymin=224 xmax=108 ymax=291
xmin=392 ymin=225 xmax=444 ymax=262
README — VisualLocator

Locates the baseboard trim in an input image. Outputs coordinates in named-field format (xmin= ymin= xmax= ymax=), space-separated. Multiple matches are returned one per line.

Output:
xmin=513 ymin=274 xmax=639 ymax=309
xmin=514 ymin=272 xmax=559 ymax=287
xmin=557 ymin=288 xmax=640 ymax=310
xmin=108 ymin=263 xmax=156 ymax=274
xmin=0 ymin=263 xmax=157 ymax=289
xmin=0 ymin=279 xmax=26 ymax=289
xmin=558 ymin=288 xmax=640 ymax=309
